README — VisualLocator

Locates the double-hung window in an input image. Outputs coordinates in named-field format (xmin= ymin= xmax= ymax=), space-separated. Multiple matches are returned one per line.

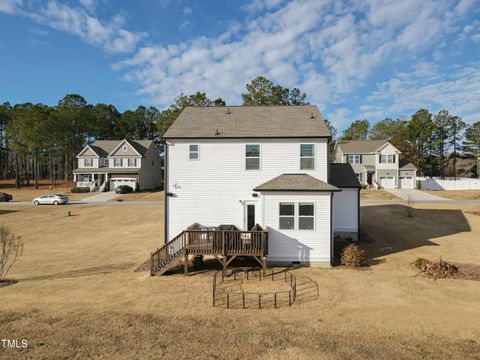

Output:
xmin=299 ymin=203 xmax=314 ymax=230
xmin=84 ymin=158 xmax=92 ymax=167
xmin=380 ymin=154 xmax=395 ymax=163
xmin=279 ymin=203 xmax=295 ymax=230
xmin=347 ymin=155 xmax=361 ymax=164
xmin=128 ymin=158 xmax=136 ymax=167
xmin=300 ymin=144 xmax=315 ymax=170
xmin=104 ymin=159 xmax=109 ymax=167
xmin=245 ymin=144 xmax=260 ymax=170
xmin=114 ymin=158 xmax=122 ymax=167
xmin=189 ymin=145 xmax=199 ymax=160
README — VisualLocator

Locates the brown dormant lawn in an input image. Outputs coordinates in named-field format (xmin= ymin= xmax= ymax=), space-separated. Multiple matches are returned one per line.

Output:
xmin=0 ymin=180 xmax=92 ymax=202
xmin=360 ymin=189 xmax=401 ymax=200
xmin=0 ymin=202 xmax=479 ymax=359
xmin=112 ymin=190 xmax=163 ymax=202
xmin=423 ymin=190 xmax=480 ymax=200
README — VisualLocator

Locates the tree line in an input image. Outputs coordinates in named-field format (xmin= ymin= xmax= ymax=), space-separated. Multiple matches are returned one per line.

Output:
xmin=339 ymin=110 xmax=480 ymax=178
xmin=0 ymin=76 xmax=308 ymax=188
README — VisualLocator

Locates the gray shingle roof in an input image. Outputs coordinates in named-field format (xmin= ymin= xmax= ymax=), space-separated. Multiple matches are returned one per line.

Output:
xmin=88 ymin=140 xmax=153 ymax=157
xmin=254 ymin=174 xmax=340 ymax=192
xmin=337 ymin=140 xmax=388 ymax=154
xmin=163 ymin=105 xmax=331 ymax=138
xmin=399 ymin=159 xmax=417 ymax=169
xmin=329 ymin=164 xmax=362 ymax=188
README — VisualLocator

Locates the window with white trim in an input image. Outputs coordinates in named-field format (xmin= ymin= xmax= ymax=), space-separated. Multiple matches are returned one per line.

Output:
xmin=300 ymin=144 xmax=315 ymax=170
xmin=84 ymin=158 xmax=93 ymax=167
xmin=298 ymin=203 xmax=314 ymax=230
xmin=347 ymin=155 xmax=361 ymax=164
xmin=380 ymin=154 xmax=395 ymax=163
xmin=128 ymin=158 xmax=136 ymax=167
xmin=103 ymin=159 xmax=109 ymax=167
xmin=245 ymin=144 xmax=260 ymax=170
xmin=279 ymin=203 xmax=295 ymax=230
xmin=189 ymin=144 xmax=199 ymax=160
xmin=114 ymin=158 xmax=122 ymax=167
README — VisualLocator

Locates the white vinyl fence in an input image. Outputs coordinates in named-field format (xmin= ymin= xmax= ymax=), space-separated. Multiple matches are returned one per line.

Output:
xmin=417 ymin=177 xmax=480 ymax=190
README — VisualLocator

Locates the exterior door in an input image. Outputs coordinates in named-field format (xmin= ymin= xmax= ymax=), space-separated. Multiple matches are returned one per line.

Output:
xmin=244 ymin=202 xmax=257 ymax=230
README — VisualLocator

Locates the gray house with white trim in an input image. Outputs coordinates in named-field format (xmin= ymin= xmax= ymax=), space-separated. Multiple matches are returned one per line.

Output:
xmin=333 ymin=140 xmax=417 ymax=189
xmin=74 ymin=139 xmax=162 ymax=192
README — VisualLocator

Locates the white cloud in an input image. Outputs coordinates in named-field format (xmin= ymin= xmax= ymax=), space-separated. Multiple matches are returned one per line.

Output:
xmin=325 ymin=107 xmax=352 ymax=129
xmin=179 ymin=20 xmax=190 ymax=31
xmin=363 ymin=63 xmax=480 ymax=123
xmin=79 ymin=0 xmax=95 ymax=12
xmin=183 ymin=6 xmax=192 ymax=15
xmin=0 ymin=0 xmax=145 ymax=53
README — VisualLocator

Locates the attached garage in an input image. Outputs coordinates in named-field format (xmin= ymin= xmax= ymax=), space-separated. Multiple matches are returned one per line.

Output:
xmin=110 ymin=178 xmax=137 ymax=190
xmin=379 ymin=176 xmax=395 ymax=189
xmin=399 ymin=177 xmax=414 ymax=189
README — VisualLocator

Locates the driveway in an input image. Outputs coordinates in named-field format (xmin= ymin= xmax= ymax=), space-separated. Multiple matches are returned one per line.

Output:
xmin=384 ymin=189 xmax=449 ymax=201
xmin=81 ymin=191 xmax=121 ymax=202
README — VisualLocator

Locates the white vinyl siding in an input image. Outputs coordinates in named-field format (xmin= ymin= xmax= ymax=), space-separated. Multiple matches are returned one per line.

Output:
xmin=245 ymin=144 xmax=260 ymax=170
xmin=263 ymin=192 xmax=331 ymax=264
xmin=166 ymin=138 xmax=329 ymax=240
xmin=300 ymin=144 xmax=315 ymax=170
xmin=189 ymin=144 xmax=199 ymax=160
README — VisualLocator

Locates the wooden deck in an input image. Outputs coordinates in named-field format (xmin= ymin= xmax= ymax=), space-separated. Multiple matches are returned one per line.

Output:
xmin=150 ymin=230 xmax=268 ymax=276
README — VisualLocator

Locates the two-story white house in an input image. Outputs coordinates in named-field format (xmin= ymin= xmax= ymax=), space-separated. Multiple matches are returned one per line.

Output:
xmin=161 ymin=106 xmax=360 ymax=270
xmin=333 ymin=140 xmax=417 ymax=189
xmin=74 ymin=139 xmax=162 ymax=192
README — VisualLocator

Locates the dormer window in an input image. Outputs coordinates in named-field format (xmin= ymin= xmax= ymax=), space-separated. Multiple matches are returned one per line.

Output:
xmin=379 ymin=154 xmax=395 ymax=163
xmin=104 ymin=159 xmax=109 ymax=167
xmin=123 ymin=145 xmax=128 ymax=152
xmin=84 ymin=158 xmax=92 ymax=167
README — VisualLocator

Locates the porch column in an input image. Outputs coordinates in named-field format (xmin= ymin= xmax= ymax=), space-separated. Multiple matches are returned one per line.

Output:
xmin=73 ymin=173 xmax=77 ymax=184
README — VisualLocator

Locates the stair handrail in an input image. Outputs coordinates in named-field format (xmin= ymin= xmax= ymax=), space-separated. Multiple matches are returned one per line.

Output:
xmin=150 ymin=231 xmax=186 ymax=276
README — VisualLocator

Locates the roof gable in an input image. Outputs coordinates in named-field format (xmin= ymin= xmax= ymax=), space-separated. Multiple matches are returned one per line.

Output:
xmin=163 ymin=105 xmax=331 ymax=138
xmin=77 ymin=145 xmax=99 ymax=158
xmin=337 ymin=140 xmax=390 ymax=154
xmin=109 ymin=140 xmax=143 ymax=157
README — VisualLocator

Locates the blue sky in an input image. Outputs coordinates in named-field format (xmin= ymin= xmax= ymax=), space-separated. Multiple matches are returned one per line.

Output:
xmin=0 ymin=0 xmax=479 ymax=131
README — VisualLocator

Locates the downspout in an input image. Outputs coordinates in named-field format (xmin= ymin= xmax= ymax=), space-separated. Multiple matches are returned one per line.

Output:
xmin=357 ymin=188 xmax=361 ymax=240
xmin=164 ymin=140 xmax=169 ymax=244
xmin=330 ymin=192 xmax=334 ymax=267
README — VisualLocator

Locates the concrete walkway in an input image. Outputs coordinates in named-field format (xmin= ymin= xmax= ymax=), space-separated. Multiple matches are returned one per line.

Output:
xmin=81 ymin=191 xmax=121 ymax=202
xmin=384 ymin=189 xmax=449 ymax=201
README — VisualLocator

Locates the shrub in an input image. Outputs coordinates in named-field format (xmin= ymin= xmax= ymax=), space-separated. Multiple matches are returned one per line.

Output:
xmin=71 ymin=187 xmax=90 ymax=193
xmin=341 ymin=244 xmax=365 ymax=267
xmin=0 ymin=225 xmax=24 ymax=281
xmin=417 ymin=180 xmax=422 ymax=190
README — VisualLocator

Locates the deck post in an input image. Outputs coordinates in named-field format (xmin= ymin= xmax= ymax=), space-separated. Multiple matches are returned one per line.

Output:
xmin=222 ymin=257 xmax=227 ymax=280
xmin=184 ymin=250 xmax=188 ymax=276
xmin=150 ymin=252 xmax=154 ymax=276
xmin=262 ymin=257 xmax=267 ymax=277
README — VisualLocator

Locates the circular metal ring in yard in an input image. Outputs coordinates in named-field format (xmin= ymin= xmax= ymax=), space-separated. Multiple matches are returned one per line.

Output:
xmin=212 ymin=269 xmax=297 ymax=309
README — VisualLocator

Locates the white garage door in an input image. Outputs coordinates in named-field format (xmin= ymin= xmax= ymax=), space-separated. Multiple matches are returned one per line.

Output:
xmin=379 ymin=177 xmax=395 ymax=189
xmin=399 ymin=177 xmax=413 ymax=189
xmin=110 ymin=178 xmax=136 ymax=190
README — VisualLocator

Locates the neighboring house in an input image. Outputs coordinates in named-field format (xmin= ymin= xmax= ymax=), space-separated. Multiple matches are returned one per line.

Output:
xmin=74 ymin=139 xmax=161 ymax=192
xmin=161 ymin=105 xmax=361 ymax=269
xmin=333 ymin=140 xmax=417 ymax=189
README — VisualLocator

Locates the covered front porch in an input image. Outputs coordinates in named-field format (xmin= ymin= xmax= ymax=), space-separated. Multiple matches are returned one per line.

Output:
xmin=74 ymin=173 xmax=109 ymax=192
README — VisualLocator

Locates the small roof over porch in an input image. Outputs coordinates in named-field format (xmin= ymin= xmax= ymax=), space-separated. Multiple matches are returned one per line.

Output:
xmin=73 ymin=168 xmax=139 ymax=174
xmin=253 ymin=174 xmax=340 ymax=192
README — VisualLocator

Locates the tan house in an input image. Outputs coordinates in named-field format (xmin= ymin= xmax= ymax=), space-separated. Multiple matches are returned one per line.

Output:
xmin=74 ymin=139 xmax=161 ymax=192
xmin=333 ymin=140 xmax=417 ymax=189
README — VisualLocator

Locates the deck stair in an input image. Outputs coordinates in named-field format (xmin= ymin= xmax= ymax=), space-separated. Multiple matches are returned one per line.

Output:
xmin=150 ymin=230 xmax=268 ymax=276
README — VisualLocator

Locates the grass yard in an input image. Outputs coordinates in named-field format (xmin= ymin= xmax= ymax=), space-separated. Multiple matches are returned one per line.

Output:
xmin=0 ymin=180 xmax=92 ymax=202
xmin=423 ymin=190 xmax=480 ymax=200
xmin=360 ymin=189 xmax=401 ymax=200
xmin=0 ymin=203 xmax=480 ymax=359
xmin=112 ymin=190 xmax=164 ymax=202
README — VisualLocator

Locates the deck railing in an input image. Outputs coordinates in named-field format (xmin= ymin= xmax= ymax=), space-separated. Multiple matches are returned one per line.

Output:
xmin=150 ymin=230 xmax=268 ymax=276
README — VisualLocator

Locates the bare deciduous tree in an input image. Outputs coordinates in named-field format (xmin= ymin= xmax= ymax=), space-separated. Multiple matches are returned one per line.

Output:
xmin=0 ymin=225 xmax=24 ymax=281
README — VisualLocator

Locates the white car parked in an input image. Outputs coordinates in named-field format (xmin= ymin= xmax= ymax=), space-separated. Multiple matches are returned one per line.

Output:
xmin=32 ymin=194 xmax=69 ymax=205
